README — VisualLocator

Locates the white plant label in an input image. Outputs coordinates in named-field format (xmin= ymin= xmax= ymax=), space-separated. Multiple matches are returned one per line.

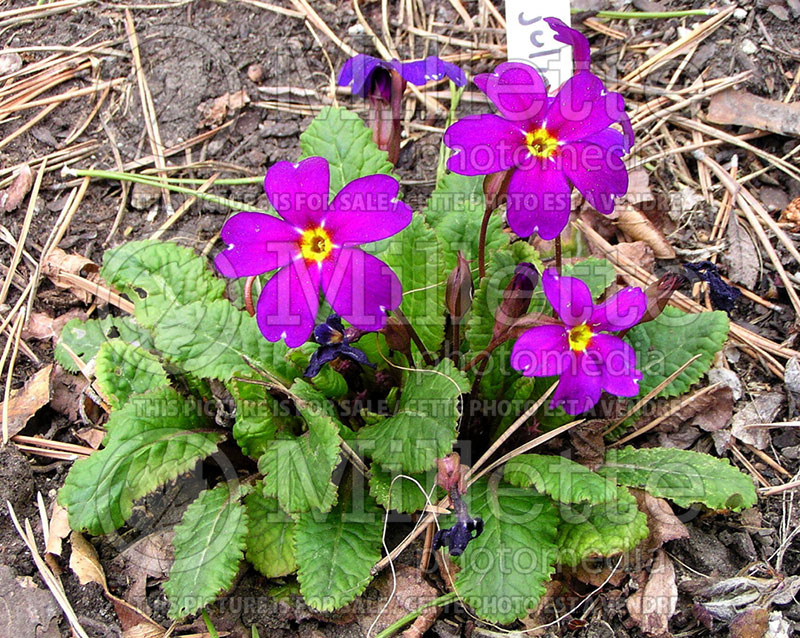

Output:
xmin=505 ymin=1 xmax=573 ymax=90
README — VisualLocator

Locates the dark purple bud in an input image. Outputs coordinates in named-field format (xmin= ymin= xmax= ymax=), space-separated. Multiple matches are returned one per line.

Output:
xmin=445 ymin=252 xmax=473 ymax=323
xmin=492 ymin=263 xmax=539 ymax=342
xmin=640 ymin=272 xmax=685 ymax=324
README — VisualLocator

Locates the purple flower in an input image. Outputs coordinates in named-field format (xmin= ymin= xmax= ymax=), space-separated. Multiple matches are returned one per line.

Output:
xmin=338 ymin=54 xmax=466 ymax=98
xmin=215 ymin=157 xmax=412 ymax=347
xmin=443 ymin=22 xmax=633 ymax=241
xmin=510 ymin=269 xmax=647 ymax=415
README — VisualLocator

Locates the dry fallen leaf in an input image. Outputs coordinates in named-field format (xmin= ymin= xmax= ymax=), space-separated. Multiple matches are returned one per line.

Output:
xmin=44 ymin=502 xmax=71 ymax=574
xmin=627 ymin=549 xmax=678 ymax=636
xmin=613 ymin=240 xmax=655 ymax=273
xmin=74 ymin=426 xmax=105 ymax=450
xmin=708 ymin=88 xmax=800 ymax=137
xmin=41 ymin=247 xmax=100 ymax=303
xmin=1 ymin=364 xmax=52 ymax=439
xmin=49 ymin=365 xmax=89 ymax=423
xmin=0 ymin=164 xmax=33 ymax=213
xmin=69 ymin=531 xmax=107 ymax=587
xmin=723 ymin=215 xmax=759 ymax=289
xmin=729 ymin=607 xmax=770 ymax=638
xmin=22 ymin=309 xmax=87 ymax=342
xmin=632 ymin=490 xmax=690 ymax=552
xmin=779 ymin=196 xmax=800 ymax=232
xmin=658 ymin=385 xmax=735 ymax=435
xmin=615 ymin=203 xmax=676 ymax=259
xmin=197 ymin=89 xmax=249 ymax=127
xmin=730 ymin=392 xmax=784 ymax=451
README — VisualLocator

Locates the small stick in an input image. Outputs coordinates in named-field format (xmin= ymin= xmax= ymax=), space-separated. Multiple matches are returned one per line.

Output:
xmin=744 ymin=443 xmax=792 ymax=479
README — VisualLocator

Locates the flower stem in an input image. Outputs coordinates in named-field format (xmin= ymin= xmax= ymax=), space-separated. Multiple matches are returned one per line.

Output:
xmin=451 ymin=321 xmax=460 ymax=366
xmin=477 ymin=203 xmax=492 ymax=279
xmin=554 ymin=236 xmax=562 ymax=274
xmin=435 ymin=80 xmax=463 ymax=189
xmin=373 ymin=592 xmax=457 ymax=638
xmin=67 ymin=168 xmax=269 ymax=213
xmin=393 ymin=308 xmax=435 ymax=367
xmin=577 ymin=8 xmax=717 ymax=19
xmin=244 ymin=276 xmax=256 ymax=316
xmin=463 ymin=342 xmax=498 ymax=373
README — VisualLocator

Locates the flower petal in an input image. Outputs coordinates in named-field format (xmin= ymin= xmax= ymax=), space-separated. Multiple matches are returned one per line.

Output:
xmin=482 ymin=62 xmax=548 ymax=124
xmin=321 ymin=248 xmax=401 ymax=331
xmin=323 ymin=174 xmax=412 ymax=245
xmin=541 ymin=268 xmax=593 ymax=327
xmin=395 ymin=56 xmax=466 ymax=86
xmin=550 ymin=357 xmax=604 ymax=415
xmin=505 ymin=162 xmax=571 ymax=239
xmin=588 ymin=334 xmax=642 ymax=397
xmin=589 ymin=287 xmax=646 ymax=332
xmin=510 ymin=324 xmax=570 ymax=377
xmin=264 ymin=157 xmax=330 ymax=230
xmin=444 ymin=114 xmax=526 ymax=176
xmin=214 ymin=212 xmax=300 ymax=278
xmin=545 ymin=72 xmax=624 ymax=142
xmin=544 ymin=17 xmax=591 ymax=74
xmin=256 ymin=260 xmax=321 ymax=347
xmin=338 ymin=54 xmax=391 ymax=98
xmin=561 ymin=140 xmax=628 ymax=215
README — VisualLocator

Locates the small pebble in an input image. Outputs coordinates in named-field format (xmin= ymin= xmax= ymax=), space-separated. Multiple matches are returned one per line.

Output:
xmin=247 ymin=63 xmax=264 ymax=83
xmin=733 ymin=7 xmax=748 ymax=19
xmin=741 ymin=39 xmax=758 ymax=55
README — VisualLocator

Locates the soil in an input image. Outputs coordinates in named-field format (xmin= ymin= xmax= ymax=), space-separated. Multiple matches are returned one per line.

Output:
xmin=1 ymin=0 xmax=799 ymax=637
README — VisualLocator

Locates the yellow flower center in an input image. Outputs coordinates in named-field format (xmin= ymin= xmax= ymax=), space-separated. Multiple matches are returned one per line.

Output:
xmin=568 ymin=323 xmax=594 ymax=352
xmin=299 ymin=226 xmax=333 ymax=262
xmin=525 ymin=127 xmax=558 ymax=159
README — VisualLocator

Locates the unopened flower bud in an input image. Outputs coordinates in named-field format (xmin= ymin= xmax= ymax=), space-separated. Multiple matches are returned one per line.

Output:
xmin=445 ymin=252 xmax=473 ymax=323
xmin=436 ymin=453 xmax=466 ymax=495
xmin=483 ymin=170 xmax=511 ymax=212
xmin=492 ymin=263 xmax=539 ymax=342
xmin=381 ymin=315 xmax=412 ymax=356
xmin=640 ymin=272 xmax=684 ymax=324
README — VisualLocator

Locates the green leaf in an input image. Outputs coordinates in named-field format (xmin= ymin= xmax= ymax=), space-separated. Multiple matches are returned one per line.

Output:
xmin=101 ymin=240 xmax=225 ymax=328
xmin=424 ymin=172 xmax=485 ymax=228
xmin=504 ymin=454 xmax=619 ymax=504
xmin=229 ymin=377 xmax=299 ymax=458
xmin=55 ymin=316 xmax=154 ymax=373
xmin=244 ymin=487 xmax=297 ymax=578
xmin=95 ymin=339 xmax=169 ymax=409
xmin=450 ymin=475 xmax=559 ymax=625
xmin=258 ymin=380 xmax=342 ymax=513
xmin=57 ymin=387 xmax=223 ymax=535
xmin=154 ymin=299 xmax=301 ymax=384
xmin=625 ymin=306 xmax=730 ymax=399
xmin=556 ymin=488 xmax=649 ymax=566
xmin=299 ymin=105 xmax=394 ymax=196
xmin=365 ymin=214 xmax=447 ymax=356
xmin=164 ymin=483 xmax=248 ymax=618
xmin=294 ymin=489 xmax=383 ymax=611
xmin=358 ymin=359 xmax=469 ymax=473
xmin=369 ymin=464 xmax=439 ymax=514
xmin=599 ymin=446 xmax=757 ymax=511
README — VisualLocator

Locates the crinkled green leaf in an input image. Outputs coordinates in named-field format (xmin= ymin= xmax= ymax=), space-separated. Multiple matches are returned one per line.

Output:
xmin=369 ymin=464 xmax=440 ymax=514
xmin=287 ymin=343 xmax=348 ymax=399
xmin=55 ymin=316 xmax=154 ymax=373
xmin=299 ymin=105 xmax=394 ymax=195
xmin=294 ymin=489 xmax=383 ymax=611
xmin=96 ymin=339 xmax=168 ymax=409
xmin=504 ymin=454 xmax=618 ymax=504
xmin=258 ymin=380 xmax=342 ymax=513
xmin=244 ymin=487 xmax=296 ymax=578
xmin=365 ymin=214 xmax=447 ymax=356
xmin=57 ymin=387 xmax=222 ymax=535
xmin=449 ymin=476 xmax=559 ymax=625
xmin=101 ymin=240 xmax=225 ymax=328
xmin=625 ymin=306 xmax=730 ymax=399
xmin=164 ymin=483 xmax=248 ymax=618
xmin=556 ymin=488 xmax=649 ymax=566
xmin=154 ymin=299 xmax=301 ymax=384
xmin=599 ymin=446 xmax=756 ymax=511
xmin=358 ymin=359 xmax=469 ymax=473
xmin=229 ymin=377 xmax=299 ymax=458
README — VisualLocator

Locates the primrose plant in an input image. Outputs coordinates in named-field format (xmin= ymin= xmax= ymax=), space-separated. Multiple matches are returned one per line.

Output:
xmin=56 ymin=18 xmax=755 ymax=625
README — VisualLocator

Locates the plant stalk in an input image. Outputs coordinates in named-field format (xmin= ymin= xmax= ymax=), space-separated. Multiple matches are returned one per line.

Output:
xmin=393 ymin=308 xmax=435 ymax=367
xmin=373 ymin=592 xmax=457 ymax=638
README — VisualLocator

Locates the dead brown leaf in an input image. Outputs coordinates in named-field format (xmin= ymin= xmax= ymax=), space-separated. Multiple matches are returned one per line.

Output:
xmin=69 ymin=532 xmax=107 ymax=587
xmin=632 ymin=489 xmax=689 ymax=552
xmin=44 ymin=502 xmax=71 ymax=573
xmin=708 ymin=88 xmax=800 ymax=137
xmin=568 ymin=419 xmax=607 ymax=469
xmin=0 ymin=164 xmax=33 ymax=213
xmin=730 ymin=392 xmax=784 ymax=451
xmin=41 ymin=247 xmax=100 ymax=303
xmin=613 ymin=241 xmax=655 ymax=274
xmin=723 ymin=215 xmax=759 ymax=289
xmin=1 ymin=364 xmax=52 ymax=439
xmin=22 ymin=309 xmax=87 ymax=342
xmin=74 ymin=426 xmax=105 ymax=449
xmin=729 ymin=607 xmax=769 ymax=638
xmin=197 ymin=89 xmax=249 ymax=127
xmin=779 ymin=196 xmax=800 ymax=232
xmin=615 ymin=203 xmax=676 ymax=259
xmin=49 ymin=365 xmax=89 ymax=423
xmin=657 ymin=384 xmax=734 ymax=435
xmin=627 ymin=549 xmax=678 ymax=636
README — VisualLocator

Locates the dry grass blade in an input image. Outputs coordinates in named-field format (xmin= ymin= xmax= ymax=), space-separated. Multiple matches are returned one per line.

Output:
xmin=289 ymin=0 xmax=357 ymax=55
xmin=0 ymin=102 xmax=59 ymax=150
xmin=6 ymin=501 xmax=91 ymax=638
xmin=234 ymin=0 xmax=303 ymax=18
xmin=150 ymin=172 xmax=222 ymax=240
xmin=2 ymin=311 xmax=25 ymax=443
xmin=12 ymin=435 xmax=94 ymax=457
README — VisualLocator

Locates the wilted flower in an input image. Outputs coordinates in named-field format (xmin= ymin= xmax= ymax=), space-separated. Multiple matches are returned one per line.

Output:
xmin=339 ymin=54 xmax=466 ymax=163
xmin=492 ymin=262 xmax=539 ymax=342
xmin=445 ymin=252 xmax=473 ymax=323
xmin=444 ymin=20 xmax=633 ymax=240
xmin=215 ymin=156 xmax=412 ymax=347
xmin=510 ymin=269 xmax=647 ymax=415
xmin=304 ymin=314 xmax=374 ymax=377
xmin=640 ymin=272 xmax=684 ymax=324
xmin=684 ymin=261 xmax=739 ymax=314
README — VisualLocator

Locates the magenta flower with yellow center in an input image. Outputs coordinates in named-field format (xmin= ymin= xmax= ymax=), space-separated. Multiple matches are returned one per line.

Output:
xmin=215 ymin=156 xmax=412 ymax=347
xmin=510 ymin=269 xmax=647 ymax=415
